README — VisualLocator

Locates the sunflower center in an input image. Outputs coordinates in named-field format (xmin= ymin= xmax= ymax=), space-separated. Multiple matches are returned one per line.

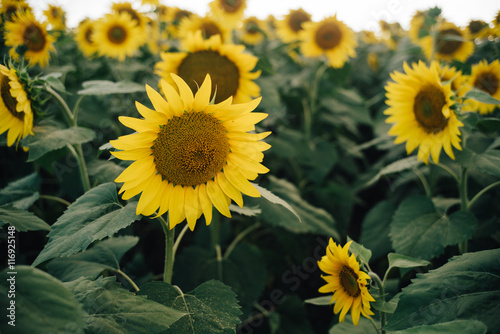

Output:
xmin=85 ymin=27 xmax=94 ymax=44
xmin=413 ymin=84 xmax=448 ymax=133
xmin=339 ymin=266 xmax=360 ymax=297
xmin=108 ymin=25 xmax=127 ymax=44
xmin=468 ymin=20 xmax=485 ymax=34
xmin=245 ymin=21 xmax=259 ymax=34
xmin=152 ymin=112 xmax=230 ymax=186
xmin=436 ymin=28 xmax=462 ymax=55
xmin=220 ymin=0 xmax=243 ymax=13
xmin=22 ymin=24 xmax=46 ymax=52
xmin=177 ymin=51 xmax=239 ymax=104
xmin=51 ymin=8 xmax=61 ymax=19
xmin=289 ymin=11 xmax=310 ymax=32
xmin=315 ymin=22 xmax=342 ymax=50
xmin=1 ymin=76 xmax=23 ymax=121
xmin=474 ymin=72 xmax=499 ymax=96
xmin=174 ymin=10 xmax=191 ymax=25
xmin=200 ymin=22 xmax=222 ymax=39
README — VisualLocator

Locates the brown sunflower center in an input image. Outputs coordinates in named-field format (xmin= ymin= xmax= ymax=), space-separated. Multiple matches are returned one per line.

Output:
xmin=468 ymin=20 xmax=485 ymax=34
xmin=245 ymin=20 xmax=259 ymax=34
xmin=289 ymin=11 xmax=310 ymax=32
xmin=51 ymin=8 xmax=61 ymax=19
xmin=220 ymin=0 xmax=243 ymax=13
xmin=107 ymin=25 xmax=127 ymax=44
xmin=22 ymin=24 xmax=46 ymax=52
xmin=436 ymin=28 xmax=462 ymax=55
xmin=152 ymin=112 xmax=230 ymax=186
xmin=474 ymin=71 xmax=499 ymax=96
xmin=200 ymin=22 xmax=222 ymax=39
xmin=84 ymin=27 xmax=94 ymax=44
xmin=315 ymin=22 xmax=342 ymax=50
xmin=174 ymin=10 xmax=191 ymax=25
xmin=339 ymin=266 xmax=360 ymax=297
xmin=177 ymin=51 xmax=240 ymax=103
xmin=1 ymin=75 xmax=23 ymax=121
xmin=413 ymin=84 xmax=448 ymax=133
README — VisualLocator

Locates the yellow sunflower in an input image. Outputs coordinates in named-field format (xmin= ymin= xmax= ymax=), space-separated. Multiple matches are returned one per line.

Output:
xmin=155 ymin=30 xmax=261 ymax=104
xmin=439 ymin=63 xmax=467 ymax=101
xmin=4 ymin=11 xmax=55 ymax=67
xmin=177 ymin=14 xmax=232 ymax=43
xmin=111 ymin=73 xmax=270 ymax=230
xmin=466 ymin=19 xmax=490 ymax=40
xmin=463 ymin=60 xmax=500 ymax=114
xmin=384 ymin=61 xmax=463 ymax=164
xmin=74 ymin=19 xmax=99 ymax=57
xmin=111 ymin=1 xmax=148 ymax=43
xmin=0 ymin=64 xmax=33 ymax=148
xmin=420 ymin=22 xmax=474 ymax=62
xmin=299 ymin=16 xmax=357 ymax=68
xmin=492 ymin=10 xmax=500 ymax=37
xmin=239 ymin=16 xmax=268 ymax=45
xmin=208 ymin=0 xmax=246 ymax=28
xmin=358 ymin=30 xmax=379 ymax=44
xmin=1 ymin=0 xmax=32 ymax=22
xmin=43 ymin=4 xmax=66 ymax=30
xmin=379 ymin=20 xmax=405 ymax=50
xmin=93 ymin=12 xmax=144 ymax=61
xmin=276 ymin=8 xmax=311 ymax=43
xmin=318 ymin=239 xmax=375 ymax=326
xmin=164 ymin=7 xmax=194 ymax=38
xmin=408 ymin=10 xmax=426 ymax=44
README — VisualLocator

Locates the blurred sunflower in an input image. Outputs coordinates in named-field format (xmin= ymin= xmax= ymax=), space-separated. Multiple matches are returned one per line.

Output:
xmin=466 ymin=19 xmax=490 ymax=39
xmin=111 ymin=1 xmax=148 ymax=44
xmin=358 ymin=30 xmax=378 ymax=44
xmin=0 ymin=64 xmax=33 ymax=148
xmin=111 ymin=73 xmax=270 ymax=230
xmin=4 ymin=11 xmax=55 ymax=67
xmin=239 ymin=16 xmax=268 ymax=45
xmin=0 ymin=0 xmax=32 ymax=22
xmin=492 ymin=10 xmax=500 ymax=37
xmin=74 ymin=19 xmax=98 ymax=57
xmin=177 ymin=14 xmax=232 ymax=43
xmin=43 ymin=4 xmax=66 ymax=30
xmin=299 ymin=16 xmax=357 ymax=68
xmin=379 ymin=20 xmax=405 ymax=50
xmin=439 ymin=63 xmax=467 ymax=101
xmin=208 ymin=0 xmax=246 ymax=28
xmin=164 ymin=7 xmax=194 ymax=38
xmin=155 ymin=30 xmax=260 ymax=104
xmin=141 ymin=0 xmax=159 ymax=5
xmin=93 ymin=12 xmax=143 ymax=61
xmin=420 ymin=22 xmax=474 ymax=62
xmin=318 ymin=239 xmax=375 ymax=326
xmin=276 ymin=8 xmax=311 ymax=43
xmin=408 ymin=10 xmax=426 ymax=44
xmin=463 ymin=60 xmax=500 ymax=114
xmin=384 ymin=61 xmax=463 ymax=164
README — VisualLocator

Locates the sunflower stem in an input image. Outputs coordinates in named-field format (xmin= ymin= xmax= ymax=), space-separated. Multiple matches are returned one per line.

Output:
xmin=172 ymin=223 xmax=190 ymax=259
xmin=223 ymin=223 xmax=261 ymax=260
xmin=369 ymin=271 xmax=386 ymax=333
xmin=368 ymin=317 xmax=382 ymax=334
xmin=211 ymin=215 xmax=224 ymax=281
xmin=413 ymin=167 xmax=431 ymax=198
xmin=158 ymin=215 xmax=175 ymax=284
xmin=115 ymin=269 xmax=140 ymax=293
xmin=458 ymin=166 xmax=469 ymax=254
xmin=304 ymin=61 xmax=328 ymax=143
xmin=468 ymin=180 xmax=500 ymax=210
xmin=38 ymin=194 xmax=71 ymax=207
xmin=46 ymin=84 xmax=75 ymax=126
xmin=66 ymin=144 xmax=91 ymax=192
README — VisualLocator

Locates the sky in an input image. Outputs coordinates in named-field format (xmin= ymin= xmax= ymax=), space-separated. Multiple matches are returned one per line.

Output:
xmin=30 ymin=0 xmax=497 ymax=32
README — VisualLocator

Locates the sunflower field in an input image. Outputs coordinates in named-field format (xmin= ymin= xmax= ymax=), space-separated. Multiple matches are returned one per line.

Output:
xmin=1 ymin=1 xmax=500 ymax=333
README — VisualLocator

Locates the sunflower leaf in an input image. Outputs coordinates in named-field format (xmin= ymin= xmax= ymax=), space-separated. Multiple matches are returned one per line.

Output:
xmin=464 ymin=88 xmax=500 ymax=105
xmin=387 ymin=320 xmax=487 ymax=334
xmin=78 ymin=80 xmax=146 ymax=95
xmin=0 ymin=172 xmax=40 ymax=209
xmin=387 ymin=253 xmax=430 ymax=271
xmin=0 ymin=205 xmax=51 ymax=232
xmin=384 ymin=248 xmax=500 ymax=332
xmin=304 ymin=295 xmax=333 ymax=306
xmin=328 ymin=314 xmax=378 ymax=333
xmin=365 ymin=156 xmax=421 ymax=187
xmin=346 ymin=237 xmax=372 ymax=265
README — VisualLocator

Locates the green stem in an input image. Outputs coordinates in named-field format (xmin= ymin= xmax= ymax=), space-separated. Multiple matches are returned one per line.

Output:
xmin=434 ymin=162 xmax=458 ymax=182
xmin=72 ymin=95 xmax=85 ymax=125
xmin=116 ymin=269 xmax=140 ymax=292
xmin=46 ymin=85 xmax=75 ymax=126
xmin=468 ymin=180 xmax=500 ymax=209
xmin=369 ymin=271 xmax=386 ymax=334
xmin=304 ymin=61 xmax=328 ymax=142
xmin=211 ymin=215 xmax=224 ymax=281
xmin=368 ymin=317 xmax=382 ymax=334
xmin=413 ymin=167 xmax=431 ymax=197
xmin=223 ymin=223 xmax=261 ymax=259
xmin=66 ymin=144 xmax=91 ymax=192
xmin=172 ymin=223 xmax=190 ymax=258
xmin=458 ymin=166 xmax=469 ymax=254
xmin=158 ymin=215 xmax=175 ymax=284
xmin=38 ymin=194 xmax=71 ymax=207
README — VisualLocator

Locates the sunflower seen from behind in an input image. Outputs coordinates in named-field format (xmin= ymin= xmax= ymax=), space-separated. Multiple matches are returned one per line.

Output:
xmin=384 ymin=61 xmax=463 ymax=164
xmin=463 ymin=59 xmax=500 ymax=114
xmin=111 ymin=73 xmax=270 ymax=230
xmin=318 ymin=239 xmax=375 ymax=326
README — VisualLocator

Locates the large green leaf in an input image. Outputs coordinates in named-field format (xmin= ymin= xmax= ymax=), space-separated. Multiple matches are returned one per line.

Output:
xmin=139 ymin=280 xmax=242 ymax=333
xmin=78 ymin=80 xmax=146 ymax=95
xmin=387 ymin=253 xmax=430 ymax=271
xmin=360 ymin=200 xmax=395 ymax=260
xmin=388 ymin=319 xmax=487 ymax=334
xmin=464 ymin=88 xmax=500 ymax=105
xmin=328 ymin=314 xmax=377 ymax=334
xmin=385 ymin=248 xmax=500 ymax=332
xmin=0 ymin=172 xmax=40 ymax=209
xmin=365 ymin=156 xmax=421 ymax=187
xmin=472 ymin=149 xmax=500 ymax=179
xmin=65 ymin=276 xmax=185 ymax=333
xmin=389 ymin=196 xmax=477 ymax=260
xmin=47 ymin=236 xmax=139 ymax=281
xmin=32 ymin=183 xmax=141 ymax=266
xmin=87 ymin=159 xmax=126 ymax=184
xmin=0 ymin=266 xmax=86 ymax=334
xmin=0 ymin=205 xmax=51 ymax=231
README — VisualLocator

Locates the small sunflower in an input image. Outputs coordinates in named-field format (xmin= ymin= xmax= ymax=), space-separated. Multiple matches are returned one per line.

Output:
xmin=155 ymin=30 xmax=261 ymax=104
xmin=177 ymin=14 xmax=232 ymax=43
xmin=74 ymin=19 xmax=99 ymax=57
xmin=164 ymin=7 xmax=194 ymax=38
xmin=439 ymin=63 xmax=467 ymax=100
xmin=466 ymin=19 xmax=490 ymax=39
xmin=275 ymin=8 xmax=311 ymax=43
xmin=384 ymin=61 xmax=463 ymax=164
xmin=1 ymin=0 xmax=32 ymax=22
xmin=408 ymin=11 xmax=426 ymax=44
xmin=111 ymin=73 xmax=270 ymax=230
xmin=299 ymin=16 xmax=357 ymax=68
xmin=239 ymin=16 xmax=268 ymax=45
xmin=111 ymin=1 xmax=148 ymax=44
xmin=420 ymin=22 xmax=474 ymax=62
xmin=0 ymin=64 xmax=33 ymax=147
xmin=379 ymin=20 xmax=405 ymax=50
xmin=463 ymin=60 xmax=500 ymax=114
xmin=208 ymin=0 xmax=246 ymax=28
xmin=43 ymin=4 xmax=66 ymax=30
xmin=492 ymin=10 xmax=500 ymax=37
xmin=4 ymin=11 xmax=55 ymax=67
xmin=358 ymin=30 xmax=378 ymax=44
xmin=93 ymin=12 xmax=144 ymax=61
xmin=318 ymin=239 xmax=375 ymax=326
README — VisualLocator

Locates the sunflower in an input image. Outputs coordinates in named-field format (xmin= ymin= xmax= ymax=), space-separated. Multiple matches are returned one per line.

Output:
xmin=111 ymin=73 xmax=270 ymax=230
xmin=439 ymin=63 xmax=467 ymax=100
xmin=317 ymin=239 xmax=375 ymax=326
xmin=4 ymin=11 xmax=55 ymax=67
xmin=164 ymin=7 xmax=194 ymax=38
xmin=492 ymin=10 xmax=500 ymax=37
xmin=239 ymin=16 xmax=268 ymax=45
xmin=208 ymin=0 xmax=246 ymax=28
xmin=177 ymin=14 xmax=232 ymax=43
xmin=111 ymin=1 xmax=148 ymax=43
xmin=0 ymin=64 xmax=33 ymax=148
xmin=408 ymin=10 xmax=426 ymax=44
xmin=379 ymin=20 xmax=405 ymax=50
xmin=74 ymin=19 xmax=99 ymax=57
xmin=420 ymin=22 xmax=474 ymax=62
xmin=463 ymin=60 xmax=500 ymax=114
xmin=299 ymin=16 xmax=357 ymax=68
xmin=384 ymin=61 xmax=463 ymax=164
xmin=275 ymin=8 xmax=311 ymax=43
xmin=358 ymin=30 xmax=378 ymax=44
xmin=43 ymin=4 xmax=66 ymax=30
xmin=93 ymin=12 xmax=144 ymax=61
xmin=0 ymin=0 xmax=32 ymax=22
xmin=466 ymin=19 xmax=490 ymax=40
xmin=155 ymin=30 xmax=260 ymax=104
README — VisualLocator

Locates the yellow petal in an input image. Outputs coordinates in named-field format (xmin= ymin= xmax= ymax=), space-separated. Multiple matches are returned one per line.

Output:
xmin=168 ymin=185 xmax=186 ymax=228
xmin=115 ymin=156 xmax=155 ymax=183
xmin=157 ymin=181 xmax=174 ymax=217
xmin=216 ymin=173 xmax=243 ymax=207
xmin=224 ymin=166 xmax=261 ymax=197
xmin=193 ymin=74 xmax=211 ymax=111
xmin=206 ymin=180 xmax=231 ymax=218
xmin=184 ymin=186 xmax=201 ymax=231
xmin=197 ymin=183 xmax=213 ymax=225
xmin=169 ymin=74 xmax=194 ymax=110
xmin=161 ymin=79 xmax=184 ymax=116
xmin=111 ymin=147 xmax=152 ymax=161
xmin=145 ymin=85 xmax=171 ymax=117
xmin=136 ymin=174 xmax=163 ymax=216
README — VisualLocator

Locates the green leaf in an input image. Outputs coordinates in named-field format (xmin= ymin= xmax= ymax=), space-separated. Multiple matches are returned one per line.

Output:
xmin=360 ymin=200 xmax=395 ymax=261
xmin=32 ymin=183 xmax=141 ymax=266
xmin=464 ymin=88 xmax=500 ymax=105
xmin=304 ymin=295 xmax=332 ymax=306
xmin=476 ymin=117 xmax=500 ymax=134
xmin=228 ymin=204 xmax=261 ymax=216
xmin=47 ymin=236 xmax=139 ymax=281
xmin=66 ymin=276 xmax=185 ymax=333
xmin=328 ymin=314 xmax=377 ymax=334
xmin=346 ymin=237 xmax=372 ymax=265
xmin=365 ymin=156 xmax=421 ymax=187
xmin=389 ymin=196 xmax=477 ymax=260
xmin=138 ymin=280 xmax=242 ymax=333
xmin=22 ymin=125 xmax=96 ymax=162
xmin=44 ymin=74 xmax=69 ymax=94
xmin=87 ymin=159 xmax=126 ymax=184
xmin=78 ymin=80 xmax=146 ymax=95
xmin=372 ymin=293 xmax=399 ymax=313
xmin=472 ymin=149 xmax=500 ymax=179
xmin=385 ymin=248 xmax=500 ymax=332
xmin=0 ymin=172 xmax=40 ymax=209
xmin=252 ymin=181 xmax=301 ymax=222
xmin=388 ymin=319 xmax=487 ymax=334
xmin=387 ymin=253 xmax=430 ymax=270
xmin=0 ymin=205 xmax=51 ymax=231
xmin=0 ymin=266 xmax=86 ymax=334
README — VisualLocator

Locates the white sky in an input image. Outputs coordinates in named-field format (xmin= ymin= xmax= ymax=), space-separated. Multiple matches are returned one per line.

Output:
xmin=30 ymin=0 xmax=497 ymax=32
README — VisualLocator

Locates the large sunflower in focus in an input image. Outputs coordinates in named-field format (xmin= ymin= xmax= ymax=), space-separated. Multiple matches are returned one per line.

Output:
xmin=74 ymin=19 xmax=99 ymax=57
xmin=177 ymin=14 xmax=232 ymax=43
xmin=43 ymin=4 xmax=66 ymax=30
xmin=111 ymin=73 xmax=270 ymax=230
xmin=4 ymin=11 xmax=55 ymax=67
xmin=299 ymin=16 xmax=357 ymax=68
xmin=463 ymin=60 xmax=500 ymax=114
xmin=420 ymin=22 xmax=474 ymax=62
xmin=155 ymin=30 xmax=260 ymax=104
xmin=318 ymin=239 xmax=375 ymax=326
xmin=276 ymin=8 xmax=311 ymax=43
xmin=209 ymin=0 xmax=246 ymax=28
xmin=0 ymin=64 xmax=33 ymax=147
xmin=384 ymin=61 xmax=463 ymax=164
